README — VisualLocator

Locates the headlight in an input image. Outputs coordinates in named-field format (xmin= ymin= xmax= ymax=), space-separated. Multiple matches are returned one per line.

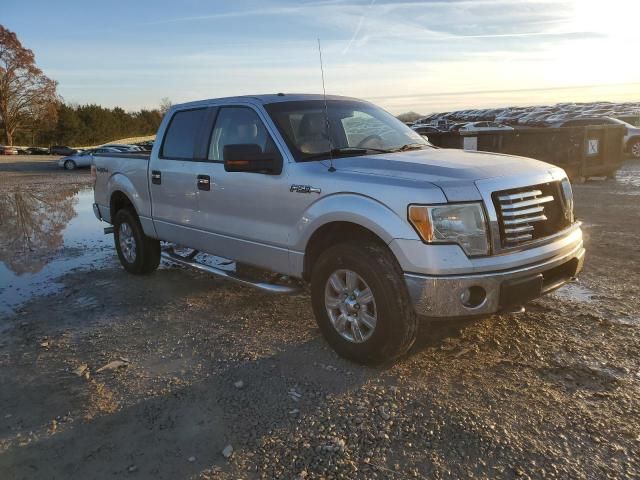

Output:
xmin=408 ymin=203 xmax=490 ymax=256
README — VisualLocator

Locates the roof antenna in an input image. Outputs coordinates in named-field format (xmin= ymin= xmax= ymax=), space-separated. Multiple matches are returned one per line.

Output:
xmin=317 ymin=38 xmax=335 ymax=172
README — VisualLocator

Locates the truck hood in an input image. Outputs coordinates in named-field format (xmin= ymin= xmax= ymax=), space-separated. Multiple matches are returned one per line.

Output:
xmin=328 ymin=148 xmax=560 ymax=201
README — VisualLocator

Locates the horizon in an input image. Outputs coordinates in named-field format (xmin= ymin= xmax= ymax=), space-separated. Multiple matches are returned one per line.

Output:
xmin=4 ymin=0 xmax=639 ymax=115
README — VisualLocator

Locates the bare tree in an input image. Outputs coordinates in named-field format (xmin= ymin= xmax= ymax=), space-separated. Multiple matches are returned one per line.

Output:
xmin=0 ymin=25 xmax=58 ymax=145
xmin=159 ymin=97 xmax=172 ymax=115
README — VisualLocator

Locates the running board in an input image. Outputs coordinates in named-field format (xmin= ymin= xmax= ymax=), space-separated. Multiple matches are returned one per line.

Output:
xmin=160 ymin=248 xmax=300 ymax=294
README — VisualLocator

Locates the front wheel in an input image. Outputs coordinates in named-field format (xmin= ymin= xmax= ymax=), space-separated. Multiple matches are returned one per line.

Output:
xmin=113 ymin=208 xmax=160 ymax=275
xmin=310 ymin=241 xmax=417 ymax=364
xmin=64 ymin=160 xmax=76 ymax=170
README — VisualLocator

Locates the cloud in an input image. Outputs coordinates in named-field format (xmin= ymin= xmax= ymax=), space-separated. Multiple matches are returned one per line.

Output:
xmin=342 ymin=0 xmax=376 ymax=54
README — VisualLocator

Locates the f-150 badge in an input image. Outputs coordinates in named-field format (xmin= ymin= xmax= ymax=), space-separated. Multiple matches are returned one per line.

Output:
xmin=290 ymin=185 xmax=321 ymax=194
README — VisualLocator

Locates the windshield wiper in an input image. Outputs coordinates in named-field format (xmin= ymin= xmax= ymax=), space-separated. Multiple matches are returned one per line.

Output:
xmin=391 ymin=143 xmax=429 ymax=152
xmin=302 ymin=147 xmax=392 ymax=161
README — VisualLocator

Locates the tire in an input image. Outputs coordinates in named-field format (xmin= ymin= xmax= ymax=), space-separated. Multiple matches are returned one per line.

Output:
xmin=310 ymin=241 xmax=417 ymax=364
xmin=113 ymin=207 xmax=160 ymax=275
xmin=64 ymin=160 xmax=76 ymax=170
xmin=629 ymin=139 xmax=640 ymax=159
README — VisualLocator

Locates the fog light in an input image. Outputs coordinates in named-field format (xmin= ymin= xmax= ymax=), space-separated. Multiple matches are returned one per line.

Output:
xmin=461 ymin=286 xmax=486 ymax=308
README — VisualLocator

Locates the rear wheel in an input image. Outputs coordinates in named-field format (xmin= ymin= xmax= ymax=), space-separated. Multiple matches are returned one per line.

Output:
xmin=113 ymin=207 xmax=160 ymax=274
xmin=630 ymin=139 xmax=640 ymax=159
xmin=310 ymin=241 xmax=417 ymax=364
xmin=64 ymin=160 xmax=76 ymax=170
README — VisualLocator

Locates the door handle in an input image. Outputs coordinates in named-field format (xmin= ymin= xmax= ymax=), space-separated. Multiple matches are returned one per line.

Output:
xmin=151 ymin=170 xmax=161 ymax=185
xmin=197 ymin=174 xmax=210 ymax=191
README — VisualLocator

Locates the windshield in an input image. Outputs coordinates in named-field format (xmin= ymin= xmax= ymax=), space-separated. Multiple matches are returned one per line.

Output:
xmin=264 ymin=99 xmax=430 ymax=162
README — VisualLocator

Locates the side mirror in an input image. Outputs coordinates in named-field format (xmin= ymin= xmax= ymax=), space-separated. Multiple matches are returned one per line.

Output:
xmin=223 ymin=144 xmax=282 ymax=175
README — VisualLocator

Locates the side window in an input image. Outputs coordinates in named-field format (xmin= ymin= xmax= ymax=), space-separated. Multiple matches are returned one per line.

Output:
xmin=161 ymin=108 xmax=207 ymax=159
xmin=208 ymin=107 xmax=280 ymax=161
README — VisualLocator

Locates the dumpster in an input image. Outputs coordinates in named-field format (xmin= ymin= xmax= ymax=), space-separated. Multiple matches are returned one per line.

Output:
xmin=425 ymin=126 xmax=625 ymax=179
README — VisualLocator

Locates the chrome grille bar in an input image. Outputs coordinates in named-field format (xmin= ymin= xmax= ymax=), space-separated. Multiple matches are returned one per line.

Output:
xmin=497 ymin=190 xmax=542 ymax=202
xmin=505 ymin=233 xmax=533 ymax=243
xmin=504 ymin=225 xmax=535 ymax=234
xmin=501 ymin=206 xmax=545 ymax=217
xmin=499 ymin=196 xmax=554 ymax=210
xmin=503 ymin=214 xmax=548 ymax=226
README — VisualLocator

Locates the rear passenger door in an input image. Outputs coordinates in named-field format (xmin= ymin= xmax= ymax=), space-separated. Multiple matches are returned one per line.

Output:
xmin=149 ymin=107 xmax=211 ymax=244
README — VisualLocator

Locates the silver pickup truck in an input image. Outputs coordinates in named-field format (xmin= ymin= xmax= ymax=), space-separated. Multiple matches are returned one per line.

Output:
xmin=93 ymin=94 xmax=584 ymax=364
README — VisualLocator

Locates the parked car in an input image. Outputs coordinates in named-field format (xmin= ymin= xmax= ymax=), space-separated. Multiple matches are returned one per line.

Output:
xmin=135 ymin=141 xmax=154 ymax=152
xmin=449 ymin=123 xmax=468 ymax=132
xmin=50 ymin=145 xmax=77 ymax=156
xmin=411 ymin=125 xmax=442 ymax=136
xmin=552 ymin=117 xmax=640 ymax=158
xmin=614 ymin=114 xmax=640 ymax=127
xmin=26 ymin=147 xmax=50 ymax=155
xmin=459 ymin=122 xmax=514 ymax=132
xmin=0 ymin=145 xmax=19 ymax=155
xmin=58 ymin=147 xmax=121 ymax=170
xmin=93 ymin=94 xmax=584 ymax=364
xmin=101 ymin=144 xmax=143 ymax=152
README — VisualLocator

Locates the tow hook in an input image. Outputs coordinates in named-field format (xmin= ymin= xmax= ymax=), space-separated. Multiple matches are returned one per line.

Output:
xmin=104 ymin=226 xmax=114 ymax=234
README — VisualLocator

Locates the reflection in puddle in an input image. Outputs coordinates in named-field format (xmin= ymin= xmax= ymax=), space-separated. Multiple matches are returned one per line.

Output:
xmin=613 ymin=160 xmax=640 ymax=192
xmin=0 ymin=187 xmax=113 ymax=315
xmin=552 ymin=283 xmax=595 ymax=303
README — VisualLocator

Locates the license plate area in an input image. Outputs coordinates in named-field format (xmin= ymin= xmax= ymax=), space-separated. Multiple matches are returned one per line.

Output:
xmin=499 ymin=274 xmax=543 ymax=307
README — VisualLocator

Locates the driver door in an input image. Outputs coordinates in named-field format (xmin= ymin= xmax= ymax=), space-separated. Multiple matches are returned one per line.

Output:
xmin=189 ymin=105 xmax=292 ymax=273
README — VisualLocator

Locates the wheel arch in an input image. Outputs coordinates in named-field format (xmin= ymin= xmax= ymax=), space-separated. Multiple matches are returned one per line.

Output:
xmin=303 ymin=221 xmax=393 ymax=281
xmin=626 ymin=135 xmax=640 ymax=151
xmin=293 ymin=193 xmax=419 ymax=280
xmin=104 ymin=172 xmax=156 ymax=237
xmin=110 ymin=190 xmax=136 ymax=221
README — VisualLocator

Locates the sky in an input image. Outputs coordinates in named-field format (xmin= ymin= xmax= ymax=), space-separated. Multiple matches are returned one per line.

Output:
xmin=3 ymin=0 xmax=639 ymax=114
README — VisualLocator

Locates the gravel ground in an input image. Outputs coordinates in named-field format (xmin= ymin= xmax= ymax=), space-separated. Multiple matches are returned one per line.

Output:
xmin=0 ymin=157 xmax=639 ymax=479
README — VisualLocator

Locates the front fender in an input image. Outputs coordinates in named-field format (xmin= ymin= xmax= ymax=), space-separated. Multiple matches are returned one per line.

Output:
xmin=291 ymin=193 xmax=419 ymax=252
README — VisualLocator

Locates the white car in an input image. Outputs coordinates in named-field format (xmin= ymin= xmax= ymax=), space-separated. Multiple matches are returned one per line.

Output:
xmin=58 ymin=147 xmax=121 ymax=170
xmin=459 ymin=122 xmax=515 ymax=132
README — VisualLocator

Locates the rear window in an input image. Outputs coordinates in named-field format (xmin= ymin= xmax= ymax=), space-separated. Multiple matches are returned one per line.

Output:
xmin=161 ymin=108 xmax=207 ymax=159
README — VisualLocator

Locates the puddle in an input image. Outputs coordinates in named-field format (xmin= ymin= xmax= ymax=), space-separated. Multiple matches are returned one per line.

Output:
xmin=0 ymin=187 xmax=114 ymax=316
xmin=551 ymin=283 xmax=595 ymax=303
xmin=612 ymin=160 xmax=640 ymax=192
xmin=0 ymin=186 xmax=239 ymax=317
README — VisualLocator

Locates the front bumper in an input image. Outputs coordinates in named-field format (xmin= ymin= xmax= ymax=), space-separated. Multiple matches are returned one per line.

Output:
xmin=404 ymin=241 xmax=585 ymax=318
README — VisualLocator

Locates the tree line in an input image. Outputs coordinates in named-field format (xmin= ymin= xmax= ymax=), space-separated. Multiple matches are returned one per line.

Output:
xmin=1 ymin=24 xmax=165 ymax=147
xmin=30 ymin=102 xmax=164 ymax=147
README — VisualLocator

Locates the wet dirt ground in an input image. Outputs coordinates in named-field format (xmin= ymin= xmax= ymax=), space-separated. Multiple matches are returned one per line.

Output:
xmin=0 ymin=156 xmax=639 ymax=479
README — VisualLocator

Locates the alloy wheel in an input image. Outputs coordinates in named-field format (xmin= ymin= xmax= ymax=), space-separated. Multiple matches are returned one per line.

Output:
xmin=118 ymin=222 xmax=137 ymax=263
xmin=324 ymin=269 xmax=377 ymax=343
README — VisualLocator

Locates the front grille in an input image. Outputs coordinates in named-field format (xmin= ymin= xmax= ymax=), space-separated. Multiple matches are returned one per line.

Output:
xmin=492 ymin=182 xmax=571 ymax=247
